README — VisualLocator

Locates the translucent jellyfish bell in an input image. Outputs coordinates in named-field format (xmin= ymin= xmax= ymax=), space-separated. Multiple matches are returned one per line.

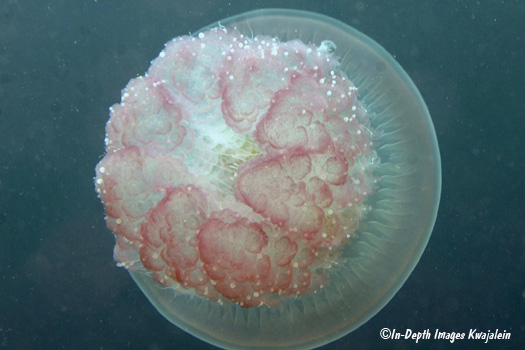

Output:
xmin=95 ymin=9 xmax=441 ymax=350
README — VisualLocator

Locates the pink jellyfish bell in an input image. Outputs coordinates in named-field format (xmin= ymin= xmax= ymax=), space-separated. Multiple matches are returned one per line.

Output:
xmin=95 ymin=9 xmax=441 ymax=350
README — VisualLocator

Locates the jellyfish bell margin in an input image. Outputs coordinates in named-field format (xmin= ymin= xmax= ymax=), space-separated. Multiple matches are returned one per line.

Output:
xmin=94 ymin=9 xmax=441 ymax=350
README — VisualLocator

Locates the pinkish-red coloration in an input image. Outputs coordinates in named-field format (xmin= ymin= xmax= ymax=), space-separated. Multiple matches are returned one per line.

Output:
xmin=95 ymin=26 xmax=379 ymax=307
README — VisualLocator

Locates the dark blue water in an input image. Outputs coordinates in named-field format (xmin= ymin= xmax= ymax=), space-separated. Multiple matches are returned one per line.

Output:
xmin=0 ymin=1 xmax=522 ymax=349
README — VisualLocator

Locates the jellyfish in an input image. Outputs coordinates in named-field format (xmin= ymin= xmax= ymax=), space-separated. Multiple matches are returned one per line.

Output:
xmin=94 ymin=9 xmax=441 ymax=350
